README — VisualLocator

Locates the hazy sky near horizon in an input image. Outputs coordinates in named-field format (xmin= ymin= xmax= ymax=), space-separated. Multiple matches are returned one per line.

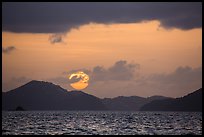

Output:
xmin=2 ymin=2 xmax=202 ymax=98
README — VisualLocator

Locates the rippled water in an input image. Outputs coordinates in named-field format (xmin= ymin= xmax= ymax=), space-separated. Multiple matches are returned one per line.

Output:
xmin=2 ymin=111 xmax=202 ymax=135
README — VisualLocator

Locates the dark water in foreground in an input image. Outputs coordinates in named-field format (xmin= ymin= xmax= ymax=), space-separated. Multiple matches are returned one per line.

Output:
xmin=2 ymin=111 xmax=202 ymax=135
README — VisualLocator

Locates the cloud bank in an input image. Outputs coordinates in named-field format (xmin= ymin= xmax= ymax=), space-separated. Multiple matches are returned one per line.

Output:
xmin=50 ymin=62 xmax=201 ymax=98
xmin=2 ymin=60 xmax=202 ymax=98
xmin=90 ymin=60 xmax=140 ymax=82
xmin=2 ymin=2 xmax=202 ymax=33
xmin=147 ymin=66 xmax=202 ymax=93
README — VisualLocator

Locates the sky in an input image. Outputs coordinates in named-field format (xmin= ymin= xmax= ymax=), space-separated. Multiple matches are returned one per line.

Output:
xmin=2 ymin=2 xmax=202 ymax=98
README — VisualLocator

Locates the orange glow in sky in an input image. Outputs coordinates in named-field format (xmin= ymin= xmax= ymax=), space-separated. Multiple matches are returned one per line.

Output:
xmin=2 ymin=20 xmax=202 ymax=97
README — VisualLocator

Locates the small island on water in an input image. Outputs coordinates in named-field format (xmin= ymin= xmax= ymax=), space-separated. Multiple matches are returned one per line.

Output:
xmin=15 ymin=106 xmax=25 ymax=111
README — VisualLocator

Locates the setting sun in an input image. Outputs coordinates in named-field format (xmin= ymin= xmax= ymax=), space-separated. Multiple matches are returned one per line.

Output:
xmin=69 ymin=71 xmax=89 ymax=90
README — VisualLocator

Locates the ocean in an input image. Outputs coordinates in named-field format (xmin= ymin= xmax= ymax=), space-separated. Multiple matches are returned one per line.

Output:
xmin=2 ymin=111 xmax=202 ymax=135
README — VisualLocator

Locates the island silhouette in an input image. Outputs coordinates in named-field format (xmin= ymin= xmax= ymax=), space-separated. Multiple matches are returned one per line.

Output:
xmin=2 ymin=80 xmax=202 ymax=112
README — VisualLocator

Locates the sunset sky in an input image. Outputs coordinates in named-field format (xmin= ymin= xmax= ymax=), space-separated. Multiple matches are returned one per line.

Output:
xmin=2 ymin=2 xmax=202 ymax=98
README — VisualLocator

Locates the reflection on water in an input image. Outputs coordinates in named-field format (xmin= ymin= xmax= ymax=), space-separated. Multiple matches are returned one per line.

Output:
xmin=2 ymin=111 xmax=202 ymax=135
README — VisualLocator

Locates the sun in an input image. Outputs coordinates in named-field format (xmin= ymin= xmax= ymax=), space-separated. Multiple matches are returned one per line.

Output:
xmin=68 ymin=71 xmax=89 ymax=90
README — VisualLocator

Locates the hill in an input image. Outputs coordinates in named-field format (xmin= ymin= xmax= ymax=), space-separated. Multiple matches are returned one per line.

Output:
xmin=140 ymin=88 xmax=202 ymax=112
xmin=2 ymin=80 xmax=201 ymax=111
xmin=102 ymin=95 xmax=170 ymax=111
xmin=2 ymin=80 xmax=106 ymax=110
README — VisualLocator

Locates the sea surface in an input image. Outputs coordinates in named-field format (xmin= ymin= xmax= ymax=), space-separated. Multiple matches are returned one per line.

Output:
xmin=2 ymin=111 xmax=202 ymax=135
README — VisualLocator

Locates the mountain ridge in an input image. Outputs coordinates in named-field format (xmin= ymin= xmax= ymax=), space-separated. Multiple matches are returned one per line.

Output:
xmin=140 ymin=88 xmax=202 ymax=112
xmin=2 ymin=80 xmax=202 ymax=111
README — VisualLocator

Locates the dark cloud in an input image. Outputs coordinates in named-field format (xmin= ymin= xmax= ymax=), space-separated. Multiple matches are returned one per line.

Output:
xmin=149 ymin=66 xmax=202 ymax=85
xmin=49 ymin=33 xmax=66 ymax=44
xmin=48 ymin=69 xmax=91 ymax=84
xmin=2 ymin=46 xmax=16 ymax=54
xmin=91 ymin=60 xmax=140 ymax=82
xmin=49 ymin=60 xmax=139 ymax=85
xmin=63 ymin=60 xmax=140 ymax=82
xmin=2 ymin=2 xmax=202 ymax=33
xmin=82 ymin=65 xmax=202 ymax=98
xmin=145 ymin=66 xmax=202 ymax=97
xmin=63 ymin=69 xmax=92 ymax=79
